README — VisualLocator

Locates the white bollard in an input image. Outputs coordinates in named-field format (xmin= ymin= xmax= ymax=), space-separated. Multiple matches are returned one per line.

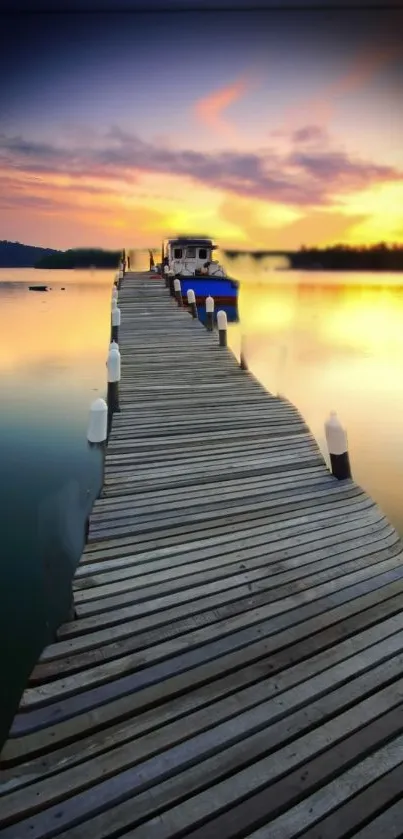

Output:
xmin=206 ymin=295 xmax=214 ymax=331
xmin=107 ymin=347 xmax=121 ymax=383
xmin=111 ymin=305 xmax=121 ymax=341
xmin=324 ymin=411 xmax=352 ymax=480
xmin=174 ymin=277 xmax=183 ymax=306
xmin=109 ymin=339 xmax=119 ymax=351
xmin=87 ymin=398 xmax=108 ymax=443
xmin=112 ymin=286 xmax=118 ymax=301
xmin=187 ymin=288 xmax=197 ymax=318
xmin=217 ymin=310 xmax=228 ymax=347
xmin=112 ymin=297 xmax=118 ymax=310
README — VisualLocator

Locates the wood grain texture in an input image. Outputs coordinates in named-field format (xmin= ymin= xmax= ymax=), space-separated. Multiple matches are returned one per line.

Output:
xmin=1 ymin=271 xmax=402 ymax=839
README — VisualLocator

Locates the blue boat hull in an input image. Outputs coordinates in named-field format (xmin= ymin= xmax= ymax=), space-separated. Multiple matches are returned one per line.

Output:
xmin=178 ymin=276 xmax=238 ymax=305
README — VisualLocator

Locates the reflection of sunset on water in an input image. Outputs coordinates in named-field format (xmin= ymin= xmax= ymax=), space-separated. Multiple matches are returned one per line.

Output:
xmin=0 ymin=269 xmax=112 ymax=377
xmin=227 ymin=265 xmax=403 ymax=532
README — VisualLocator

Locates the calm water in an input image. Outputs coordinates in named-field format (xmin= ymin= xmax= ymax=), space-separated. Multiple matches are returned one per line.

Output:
xmin=1 ymin=258 xmax=403 ymax=746
xmin=223 ymin=256 xmax=403 ymax=537
xmin=0 ymin=267 xmax=114 ymax=746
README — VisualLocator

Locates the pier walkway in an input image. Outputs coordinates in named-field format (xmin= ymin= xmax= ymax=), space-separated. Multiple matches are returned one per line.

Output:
xmin=2 ymin=271 xmax=403 ymax=837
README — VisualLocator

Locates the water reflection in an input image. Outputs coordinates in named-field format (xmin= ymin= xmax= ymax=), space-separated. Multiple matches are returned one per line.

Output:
xmin=225 ymin=260 xmax=403 ymax=536
xmin=0 ymin=268 xmax=111 ymax=748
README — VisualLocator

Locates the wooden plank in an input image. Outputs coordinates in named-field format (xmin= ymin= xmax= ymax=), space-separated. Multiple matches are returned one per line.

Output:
xmin=9 ymin=682 xmax=403 ymax=839
xmin=14 ymin=549 xmax=403 ymax=727
xmin=31 ymin=535 xmax=400 ymax=682
xmin=4 ymin=637 xmax=403 ymax=833
xmin=4 ymin=584 xmax=403 ymax=783
xmin=80 ymin=496 xmax=375 ymax=563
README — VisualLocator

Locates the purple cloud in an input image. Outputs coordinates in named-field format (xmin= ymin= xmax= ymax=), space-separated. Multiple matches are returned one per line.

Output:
xmin=0 ymin=126 xmax=401 ymax=208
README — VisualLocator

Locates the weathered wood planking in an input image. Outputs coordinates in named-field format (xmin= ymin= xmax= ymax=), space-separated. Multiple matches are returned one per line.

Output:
xmin=1 ymin=270 xmax=403 ymax=839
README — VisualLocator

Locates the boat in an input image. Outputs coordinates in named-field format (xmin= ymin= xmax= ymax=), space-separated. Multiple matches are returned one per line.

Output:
xmin=28 ymin=285 xmax=48 ymax=292
xmin=159 ymin=236 xmax=238 ymax=305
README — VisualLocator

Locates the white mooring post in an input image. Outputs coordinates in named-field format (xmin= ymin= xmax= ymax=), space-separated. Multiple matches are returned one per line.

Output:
xmin=112 ymin=286 xmax=118 ymax=302
xmin=174 ymin=278 xmax=183 ymax=306
xmin=206 ymin=295 xmax=214 ymax=331
xmin=111 ymin=306 xmax=121 ymax=342
xmin=109 ymin=339 xmax=119 ymax=351
xmin=324 ymin=411 xmax=352 ymax=480
xmin=107 ymin=347 xmax=121 ymax=383
xmin=217 ymin=310 xmax=228 ymax=347
xmin=107 ymin=346 xmax=121 ymax=412
xmin=187 ymin=289 xmax=198 ymax=319
xmin=87 ymin=398 xmax=108 ymax=444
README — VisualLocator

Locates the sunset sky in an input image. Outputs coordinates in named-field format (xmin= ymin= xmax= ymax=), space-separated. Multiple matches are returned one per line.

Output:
xmin=1 ymin=7 xmax=402 ymax=251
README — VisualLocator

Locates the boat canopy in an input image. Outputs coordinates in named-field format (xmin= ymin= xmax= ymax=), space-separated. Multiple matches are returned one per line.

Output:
xmin=167 ymin=237 xmax=217 ymax=249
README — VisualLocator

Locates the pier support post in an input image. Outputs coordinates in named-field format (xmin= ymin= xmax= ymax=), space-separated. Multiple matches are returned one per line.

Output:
xmin=217 ymin=310 xmax=228 ymax=347
xmin=240 ymin=334 xmax=248 ymax=370
xmin=111 ymin=305 xmax=121 ymax=342
xmin=87 ymin=398 xmax=108 ymax=500
xmin=187 ymin=289 xmax=198 ymax=319
xmin=206 ymin=295 xmax=214 ymax=331
xmin=325 ymin=411 xmax=352 ymax=480
xmin=174 ymin=278 xmax=183 ymax=306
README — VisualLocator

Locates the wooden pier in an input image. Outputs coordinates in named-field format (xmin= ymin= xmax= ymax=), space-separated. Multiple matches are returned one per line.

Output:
xmin=2 ymin=271 xmax=403 ymax=837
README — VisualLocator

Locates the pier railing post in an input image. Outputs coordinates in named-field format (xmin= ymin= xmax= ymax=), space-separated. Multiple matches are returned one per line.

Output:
xmin=206 ymin=295 xmax=214 ymax=331
xmin=174 ymin=278 xmax=183 ymax=306
xmin=187 ymin=289 xmax=198 ymax=319
xmin=217 ymin=310 xmax=227 ymax=347
xmin=325 ymin=411 xmax=352 ymax=480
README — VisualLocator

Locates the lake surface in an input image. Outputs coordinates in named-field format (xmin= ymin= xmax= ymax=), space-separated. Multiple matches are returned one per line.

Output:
xmin=1 ymin=258 xmax=403 ymax=747
xmin=0 ymin=266 xmax=113 ymax=746
xmin=223 ymin=256 xmax=403 ymax=538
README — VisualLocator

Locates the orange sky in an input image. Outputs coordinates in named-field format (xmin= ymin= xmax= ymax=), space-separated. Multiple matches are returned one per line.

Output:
xmin=0 ymin=10 xmax=402 ymax=251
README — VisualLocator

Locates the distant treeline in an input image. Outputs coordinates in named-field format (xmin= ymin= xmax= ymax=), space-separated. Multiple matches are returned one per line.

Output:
xmin=225 ymin=243 xmax=403 ymax=271
xmin=0 ymin=241 xmax=121 ymax=269
xmin=35 ymin=249 xmax=121 ymax=269
xmin=0 ymin=240 xmax=60 ymax=267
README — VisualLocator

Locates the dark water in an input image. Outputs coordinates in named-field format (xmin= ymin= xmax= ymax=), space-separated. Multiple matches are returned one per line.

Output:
xmin=0 ymin=268 xmax=113 ymax=746
xmin=2 ymin=259 xmax=403 ymax=747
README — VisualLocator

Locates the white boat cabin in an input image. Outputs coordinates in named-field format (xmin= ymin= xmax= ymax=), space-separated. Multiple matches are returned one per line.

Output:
xmin=164 ymin=237 xmax=226 ymax=277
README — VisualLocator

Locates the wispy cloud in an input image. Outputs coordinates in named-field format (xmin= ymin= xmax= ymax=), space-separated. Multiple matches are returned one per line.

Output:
xmin=0 ymin=126 xmax=400 ymax=212
xmin=194 ymin=75 xmax=255 ymax=141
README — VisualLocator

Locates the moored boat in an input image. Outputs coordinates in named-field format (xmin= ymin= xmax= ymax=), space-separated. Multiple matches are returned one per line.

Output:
xmin=158 ymin=236 xmax=238 ymax=305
